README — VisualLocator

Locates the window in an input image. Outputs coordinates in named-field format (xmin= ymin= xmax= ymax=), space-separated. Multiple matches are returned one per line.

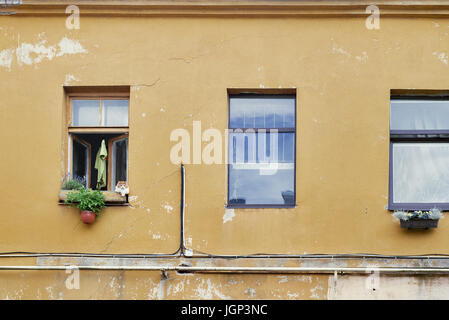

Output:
xmin=228 ymin=94 xmax=296 ymax=207
xmin=67 ymin=94 xmax=129 ymax=191
xmin=389 ymin=96 xmax=449 ymax=210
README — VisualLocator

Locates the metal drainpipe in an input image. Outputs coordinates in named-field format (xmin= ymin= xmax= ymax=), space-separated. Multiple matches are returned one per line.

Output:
xmin=180 ymin=164 xmax=185 ymax=255
xmin=1 ymin=266 xmax=449 ymax=275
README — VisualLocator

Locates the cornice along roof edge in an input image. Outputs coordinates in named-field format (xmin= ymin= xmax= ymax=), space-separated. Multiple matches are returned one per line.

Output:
xmin=3 ymin=1 xmax=449 ymax=17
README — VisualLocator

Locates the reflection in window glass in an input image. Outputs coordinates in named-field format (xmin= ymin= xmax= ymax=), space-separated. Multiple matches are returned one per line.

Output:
xmin=102 ymin=100 xmax=129 ymax=126
xmin=72 ymin=139 xmax=88 ymax=187
xmin=229 ymin=132 xmax=294 ymax=164
xmin=112 ymin=138 xmax=128 ymax=187
xmin=393 ymin=143 xmax=449 ymax=203
xmin=229 ymin=165 xmax=295 ymax=205
xmin=230 ymin=96 xmax=295 ymax=129
xmin=72 ymin=100 xmax=100 ymax=126
xmin=390 ymin=100 xmax=449 ymax=130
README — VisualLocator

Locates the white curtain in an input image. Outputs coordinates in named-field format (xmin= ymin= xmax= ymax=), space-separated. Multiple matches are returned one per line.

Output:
xmin=393 ymin=143 xmax=449 ymax=203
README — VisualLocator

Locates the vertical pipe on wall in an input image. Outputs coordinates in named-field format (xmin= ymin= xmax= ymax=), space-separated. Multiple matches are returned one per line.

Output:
xmin=180 ymin=164 xmax=185 ymax=255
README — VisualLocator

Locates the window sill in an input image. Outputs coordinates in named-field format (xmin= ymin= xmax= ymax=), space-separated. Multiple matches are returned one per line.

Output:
xmin=59 ymin=190 xmax=127 ymax=204
xmin=226 ymin=204 xmax=296 ymax=209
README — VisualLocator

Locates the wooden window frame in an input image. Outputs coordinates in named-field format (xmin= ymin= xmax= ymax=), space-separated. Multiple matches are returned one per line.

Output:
xmin=108 ymin=133 xmax=129 ymax=191
xmin=68 ymin=93 xmax=129 ymax=131
xmin=70 ymin=134 xmax=92 ymax=188
xmin=65 ymin=92 xmax=129 ymax=193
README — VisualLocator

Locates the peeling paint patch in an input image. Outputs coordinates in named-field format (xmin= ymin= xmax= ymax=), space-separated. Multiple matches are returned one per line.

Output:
xmin=45 ymin=286 xmax=55 ymax=299
xmin=162 ymin=203 xmax=173 ymax=214
xmin=433 ymin=51 xmax=448 ymax=65
xmin=310 ymin=285 xmax=324 ymax=299
xmin=186 ymin=236 xmax=193 ymax=247
xmin=0 ymin=48 xmax=14 ymax=71
xmin=331 ymin=41 xmax=368 ymax=64
xmin=332 ymin=44 xmax=351 ymax=57
xmin=0 ymin=36 xmax=87 ymax=70
xmin=64 ymin=74 xmax=79 ymax=85
xmin=56 ymin=37 xmax=87 ymax=57
xmin=355 ymin=51 xmax=368 ymax=63
xmin=244 ymin=287 xmax=256 ymax=298
xmin=223 ymin=208 xmax=235 ymax=224
xmin=16 ymin=40 xmax=57 ymax=66
xmin=287 ymin=291 xmax=299 ymax=299
xmin=194 ymin=279 xmax=231 ymax=300
xmin=157 ymin=277 xmax=166 ymax=300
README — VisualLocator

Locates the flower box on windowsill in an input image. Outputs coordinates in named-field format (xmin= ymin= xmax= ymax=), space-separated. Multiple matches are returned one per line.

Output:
xmin=59 ymin=190 xmax=126 ymax=204
xmin=393 ymin=209 xmax=442 ymax=230
xmin=400 ymin=219 xmax=439 ymax=230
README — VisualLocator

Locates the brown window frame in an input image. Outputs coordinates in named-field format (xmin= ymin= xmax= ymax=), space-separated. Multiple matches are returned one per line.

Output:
xmin=65 ymin=92 xmax=129 ymax=192
xmin=70 ymin=134 xmax=92 ymax=188
xmin=107 ymin=133 xmax=129 ymax=191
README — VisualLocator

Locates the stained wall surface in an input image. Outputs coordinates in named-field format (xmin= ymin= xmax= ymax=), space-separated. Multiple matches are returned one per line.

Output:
xmin=1 ymin=1 xmax=449 ymax=299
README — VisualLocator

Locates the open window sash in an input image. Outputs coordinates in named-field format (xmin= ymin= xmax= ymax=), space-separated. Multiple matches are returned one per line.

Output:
xmin=108 ymin=134 xmax=128 ymax=190
xmin=70 ymin=134 xmax=91 ymax=188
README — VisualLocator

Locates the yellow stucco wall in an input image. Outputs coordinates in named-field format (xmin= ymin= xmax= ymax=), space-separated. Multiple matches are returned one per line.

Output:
xmin=2 ymin=1 xmax=449 ymax=299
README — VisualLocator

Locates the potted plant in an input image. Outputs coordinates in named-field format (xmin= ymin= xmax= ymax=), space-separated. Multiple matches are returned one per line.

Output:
xmin=64 ymin=186 xmax=106 ymax=224
xmin=393 ymin=209 xmax=443 ymax=230
xmin=61 ymin=176 xmax=85 ymax=190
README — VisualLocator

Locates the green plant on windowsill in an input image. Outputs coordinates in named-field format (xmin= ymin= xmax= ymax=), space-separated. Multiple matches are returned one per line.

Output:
xmin=61 ymin=175 xmax=86 ymax=190
xmin=64 ymin=186 xmax=106 ymax=224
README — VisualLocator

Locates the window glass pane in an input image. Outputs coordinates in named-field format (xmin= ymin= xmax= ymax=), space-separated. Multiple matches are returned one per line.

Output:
xmin=230 ymin=96 xmax=295 ymax=128
xmin=72 ymin=100 xmax=100 ymax=126
xmin=112 ymin=138 xmax=128 ymax=187
xmin=229 ymin=132 xmax=294 ymax=205
xmin=72 ymin=139 xmax=88 ymax=187
xmin=102 ymin=100 xmax=129 ymax=126
xmin=393 ymin=143 xmax=449 ymax=203
xmin=229 ymin=165 xmax=295 ymax=205
xmin=229 ymin=132 xmax=294 ymax=164
xmin=390 ymin=100 xmax=449 ymax=130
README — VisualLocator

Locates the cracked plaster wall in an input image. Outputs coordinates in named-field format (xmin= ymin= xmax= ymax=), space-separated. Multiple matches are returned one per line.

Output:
xmin=2 ymin=12 xmax=449 ymax=299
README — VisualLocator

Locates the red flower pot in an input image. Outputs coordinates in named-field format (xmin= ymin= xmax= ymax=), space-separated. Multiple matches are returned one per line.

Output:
xmin=80 ymin=211 xmax=96 ymax=224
